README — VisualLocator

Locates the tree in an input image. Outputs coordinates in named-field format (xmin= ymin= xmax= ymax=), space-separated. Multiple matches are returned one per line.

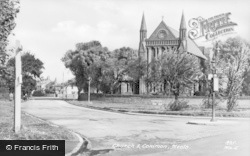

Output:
xmin=62 ymin=42 xmax=143 ymax=95
xmin=0 ymin=0 xmax=20 ymax=84
xmin=218 ymin=38 xmax=250 ymax=111
xmin=99 ymin=47 xmax=138 ymax=94
xmin=161 ymin=50 xmax=202 ymax=100
xmin=6 ymin=52 xmax=44 ymax=95
xmin=242 ymin=71 xmax=250 ymax=95
xmin=146 ymin=58 xmax=163 ymax=93
xmin=126 ymin=57 xmax=147 ymax=94
xmin=127 ymin=57 xmax=147 ymax=81
xmin=61 ymin=41 xmax=110 ymax=96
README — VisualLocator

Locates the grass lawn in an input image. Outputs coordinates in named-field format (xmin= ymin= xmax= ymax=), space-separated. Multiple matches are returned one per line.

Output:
xmin=0 ymin=100 xmax=78 ymax=153
xmin=66 ymin=97 xmax=250 ymax=118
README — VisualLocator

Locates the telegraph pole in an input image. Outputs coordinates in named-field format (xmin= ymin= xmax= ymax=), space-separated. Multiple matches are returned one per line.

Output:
xmin=14 ymin=40 xmax=22 ymax=133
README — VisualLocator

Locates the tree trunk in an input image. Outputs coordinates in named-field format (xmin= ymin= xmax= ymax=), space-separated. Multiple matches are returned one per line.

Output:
xmin=174 ymin=94 xmax=179 ymax=101
xmin=110 ymin=85 xmax=114 ymax=94
xmin=174 ymin=85 xmax=180 ymax=102
xmin=77 ymin=87 xmax=81 ymax=100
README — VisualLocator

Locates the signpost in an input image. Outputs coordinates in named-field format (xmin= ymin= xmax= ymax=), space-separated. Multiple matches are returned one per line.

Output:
xmin=14 ymin=40 xmax=22 ymax=133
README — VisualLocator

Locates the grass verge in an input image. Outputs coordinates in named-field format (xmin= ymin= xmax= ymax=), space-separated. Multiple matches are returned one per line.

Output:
xmin=0 ymin=99 xmax=80 ymax=155
xmin=66 ymin=100 xmax=250 ymax=118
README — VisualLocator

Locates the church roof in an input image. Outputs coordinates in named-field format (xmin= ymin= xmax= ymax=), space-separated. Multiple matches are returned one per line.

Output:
xmin=186 ymin=38 xmax=207 ymax=60
xmin=148 ymin=21 xmax=177 ymax=40
xmin=147 ymin=21 xmax=207 ymax=60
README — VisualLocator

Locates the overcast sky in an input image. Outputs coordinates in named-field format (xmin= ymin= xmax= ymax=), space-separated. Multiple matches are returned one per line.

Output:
xmin=8 ymin=0 xmax=250 ymax=82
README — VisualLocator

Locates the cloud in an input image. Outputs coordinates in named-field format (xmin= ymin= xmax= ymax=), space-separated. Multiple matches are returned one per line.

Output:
xmin=52 ymin=21 xmax=77 ymax=32
xmin=52 ymin=21 xmax=92 ymax=36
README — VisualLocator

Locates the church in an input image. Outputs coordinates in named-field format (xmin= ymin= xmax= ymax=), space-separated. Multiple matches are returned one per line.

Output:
xmin=120 ymin=12 xmax=207 ymax=95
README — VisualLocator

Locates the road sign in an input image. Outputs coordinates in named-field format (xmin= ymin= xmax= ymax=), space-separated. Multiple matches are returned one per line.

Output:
xmin=213 ymin=76 xmax=219 ymax=92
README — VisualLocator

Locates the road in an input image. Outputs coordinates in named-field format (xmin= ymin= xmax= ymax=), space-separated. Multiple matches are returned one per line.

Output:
xmin=22 ymin=100 xmax=250 ymax=156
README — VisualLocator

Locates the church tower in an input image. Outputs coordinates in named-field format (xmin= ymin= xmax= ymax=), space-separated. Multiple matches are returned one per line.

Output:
xmin=179 ymin=12 xmax=187 ymax=51
xmin=138 ymin=13 xmax=147 ymax=60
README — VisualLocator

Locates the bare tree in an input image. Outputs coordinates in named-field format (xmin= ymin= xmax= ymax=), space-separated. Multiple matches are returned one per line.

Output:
xmin=219 ymin=39 xmax=250 ymax=111
xmin=161 ymin=50 xmax=202 ymax=101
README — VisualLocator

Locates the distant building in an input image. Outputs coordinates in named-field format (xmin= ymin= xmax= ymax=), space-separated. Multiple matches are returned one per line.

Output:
xmin=36 ymin=76 xmax=52 ymax=91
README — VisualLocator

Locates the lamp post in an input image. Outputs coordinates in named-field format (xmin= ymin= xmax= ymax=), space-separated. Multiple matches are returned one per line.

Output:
xmin=87 ymin=77 xmax=92 ymax=104
xmin=210 ymin=42 xmax=220 ymax=122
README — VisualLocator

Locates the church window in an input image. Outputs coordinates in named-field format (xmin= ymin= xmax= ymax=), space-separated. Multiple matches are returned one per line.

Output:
xmin=157 ymin=30 xmax=167 ymax=39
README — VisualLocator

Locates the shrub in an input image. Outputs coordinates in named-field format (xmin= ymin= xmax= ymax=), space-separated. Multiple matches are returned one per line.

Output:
xmin=45 ymin=88 xmax=55 ymax=94
xmin=78 ymin=93 xmax=104 ymax=101
xmin=201 ymin=98 xmax=224 ymax=109
xmin=194 ymin=91 xmax=207 ymax=96
xmin=168 ymin=99 xmax=189 ymax=111
xmin=32 ymin=90 xmax=45 ymax=97
xmin=201 ymin=91 xmax=226 ymax=109
xmin=0 ymin=87 xmax=9 ymax=100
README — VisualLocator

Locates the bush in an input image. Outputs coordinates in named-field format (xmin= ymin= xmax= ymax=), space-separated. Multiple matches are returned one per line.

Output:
xmin=0 ymin=87 xmax=9 ymax=100
xmin=45 ymin=88 xmax=55 ymax=94
xmin=78 ymin=93 xmax=104 ymax=101
xmin=201 ymin=98 xmax=221 ymax=109
xmin=168 ymin=99 xmax=189 ymax=111
xmin=194 ymin=91 xmax=207 ymax=96
xmin=32 ymin=90 xmax=45 ymax=97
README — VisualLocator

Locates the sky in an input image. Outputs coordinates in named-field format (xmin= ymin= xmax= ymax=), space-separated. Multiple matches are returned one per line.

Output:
xmin=8 ymin=0 xmax=250 ymax=83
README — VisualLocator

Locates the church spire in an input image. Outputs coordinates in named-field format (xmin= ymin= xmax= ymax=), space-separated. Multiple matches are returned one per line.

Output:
xmin=179 ymin=11 xmax=187 ymax=40
xmin=179 ymin=11 xmax=187 ymax=51
xmin=140 ymin=13 xmax=147 ymax=31
xmin=138 ymin=12 xmax=147 ymax=61
xmin=140 ymin=13 xmax=147 ymax=41
xmin=180 ymin=11 xmax=186 ymax=30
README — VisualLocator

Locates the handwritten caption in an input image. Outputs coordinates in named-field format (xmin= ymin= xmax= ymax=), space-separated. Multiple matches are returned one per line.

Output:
xmin=112 ymin=144 xmax=189 ymax=150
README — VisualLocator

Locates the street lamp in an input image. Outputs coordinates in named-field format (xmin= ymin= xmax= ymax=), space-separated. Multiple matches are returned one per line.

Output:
xmin=87 ymin=77 xmax=92 ymax=104
xmin=209 ymin=42 xmax=220 ymax=122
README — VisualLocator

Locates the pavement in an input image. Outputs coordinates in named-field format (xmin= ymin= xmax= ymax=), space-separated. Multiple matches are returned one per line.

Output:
xmin=22 ymin=100 xmax=250 ymax=156
xmin=187 ymin=119 xmax=240 ymax=125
